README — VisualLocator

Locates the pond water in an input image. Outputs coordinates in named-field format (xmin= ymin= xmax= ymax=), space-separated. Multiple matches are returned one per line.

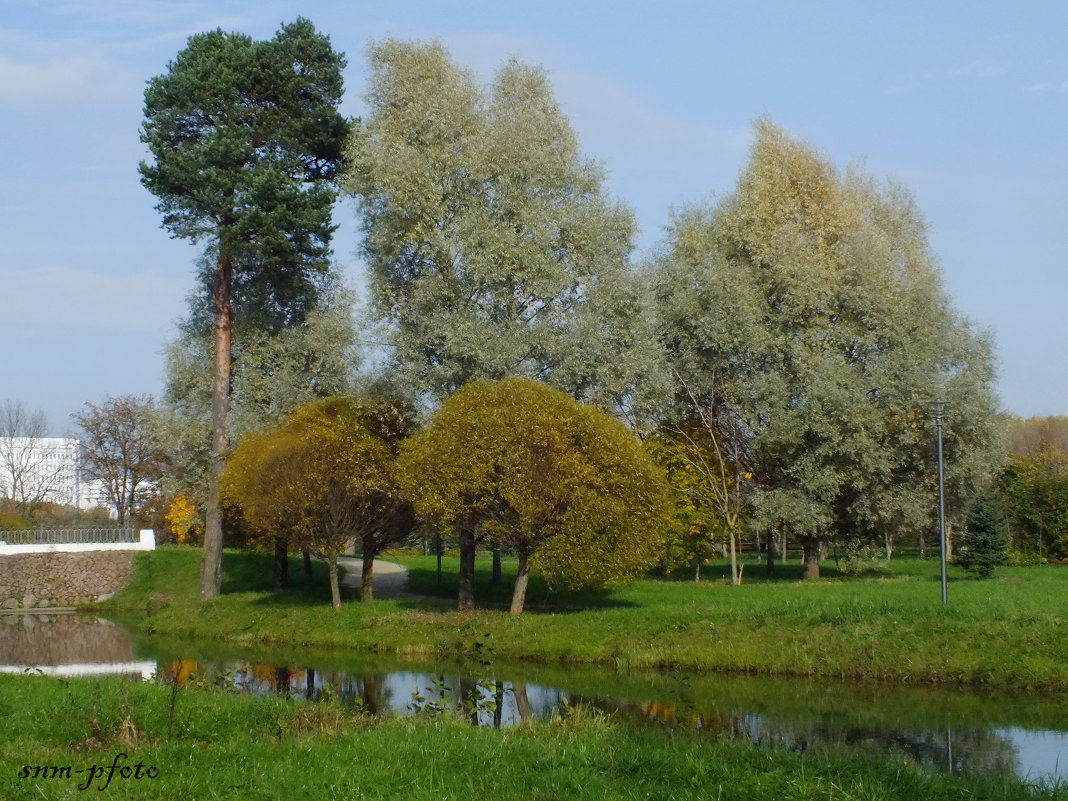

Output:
xmin=3 ymin=612 xmax=1068 ymax=784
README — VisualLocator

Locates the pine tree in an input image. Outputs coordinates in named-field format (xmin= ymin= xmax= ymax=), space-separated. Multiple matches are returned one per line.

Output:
xmin=957 ymin=493 xmax=1009 ymax=578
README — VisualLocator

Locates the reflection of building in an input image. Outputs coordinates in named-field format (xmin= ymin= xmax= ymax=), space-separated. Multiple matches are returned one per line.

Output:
xmin=0 ymin=437 xmax=109 ymax=511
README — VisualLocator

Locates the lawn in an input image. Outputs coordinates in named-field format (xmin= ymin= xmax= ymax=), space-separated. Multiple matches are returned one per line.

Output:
xmin=0 ymin=674 xmax=1063 ymax=801
xmin=98 ymin=546 xmax=1068 ymax=690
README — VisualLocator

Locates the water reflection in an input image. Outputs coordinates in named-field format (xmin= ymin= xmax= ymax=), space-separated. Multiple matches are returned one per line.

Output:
xmin=2 ymin=613 xmax=1067 ymax=783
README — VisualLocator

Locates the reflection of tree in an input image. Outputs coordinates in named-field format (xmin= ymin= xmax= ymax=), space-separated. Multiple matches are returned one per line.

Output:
xmin=275 ymin=667 xmax=292 ymax=697
xmin=512 ymin=684 xmax=533 ymax=720
xmin=493 ymin=681 xmax=505 ymax=729
xmin=359 ymin=673 xmax=392 ymax=714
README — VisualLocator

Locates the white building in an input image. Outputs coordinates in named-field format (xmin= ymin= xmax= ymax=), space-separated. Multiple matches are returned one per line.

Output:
xmin=0 ymin=437 xmax=108 ymax=511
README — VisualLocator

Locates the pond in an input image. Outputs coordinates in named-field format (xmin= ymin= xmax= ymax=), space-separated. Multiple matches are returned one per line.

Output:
xmin=3 ymin=612 xmax=1067 ymax=783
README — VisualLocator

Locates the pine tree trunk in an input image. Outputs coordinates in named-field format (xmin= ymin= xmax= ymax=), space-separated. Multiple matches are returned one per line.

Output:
xmin=361 ymin=549 xmax=375 ymax=602
xmin=458 ymin=528 xmax=476 ymax=610
xmin=201 ymin=248 xmax=233 ymax=600
xmin=802 ymin=539 xmax=821 ymax=579
xmin=273 ymin=535 xmax=288 ymax=589
xmin=510 ymin=553 xmax=530 ymax=615
xmin=327 ymin=553 xmax=341 ymax=612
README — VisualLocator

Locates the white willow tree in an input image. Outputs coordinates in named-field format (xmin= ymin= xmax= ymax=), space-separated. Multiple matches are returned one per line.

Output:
xmin=655 ymin=121 xmax=1002 ymax=578
xmin=348 ymin=39 xmax=665 ymax=605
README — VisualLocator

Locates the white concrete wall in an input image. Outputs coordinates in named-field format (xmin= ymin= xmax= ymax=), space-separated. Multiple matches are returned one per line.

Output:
xmin=0 ymin=529 xmax=155 ymax=555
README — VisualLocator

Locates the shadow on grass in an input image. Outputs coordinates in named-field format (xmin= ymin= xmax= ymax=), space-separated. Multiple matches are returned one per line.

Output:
xmin=404 ymin=564 xmax=637 ymax=612
xmin=217 ymin=549 xmax=635 ymax=613
xmin=653 ymin=558 xmax=853 ymax=584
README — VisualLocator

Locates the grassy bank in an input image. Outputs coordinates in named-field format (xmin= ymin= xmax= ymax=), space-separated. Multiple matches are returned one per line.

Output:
xmin=1 ymin=675 xmax=1062 ymax=801
xmin=99 ymin=547 xmax=1068 ymax=690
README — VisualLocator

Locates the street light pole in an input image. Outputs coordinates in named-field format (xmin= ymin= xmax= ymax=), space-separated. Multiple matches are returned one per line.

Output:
xmin=933 ymin=398 xmax=948 ymax=606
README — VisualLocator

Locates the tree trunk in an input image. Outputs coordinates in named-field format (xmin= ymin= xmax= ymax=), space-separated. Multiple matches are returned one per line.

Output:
xmin=693 ymin=557 xmax=701 ymax=582
xmin=491 ymin=548 xmax=503 ymax=585
xmin=201 ymin=248 xmax=233 ymax=600
xmin=326 ymin=553 xmax=341 ymax=612
xmin=919 ymin=530 xmax=927 ymax=559
xmin=728 ymin=531 xmax=741 ymax=586
xmin=802 ymin=540 xmax=821 ymax=579
xmin=361 ymin=548 xmax=375 ymax=602
xmin=510 ymin=553 xmax=530 ymax=615
xmin=884 ymin=531 xmax=894 ymax=562
xmin=781 ymin=532 xmax=788 ymax=564
xmin=273 ymin=535 xmax=288 ymax=590
xmin=458 ymin=528 xmax=476 ymax=610
xmin=303 ymin=550 xmax=313 ymax=583
xmin=946 ymin=522 xmax=954 ymax=561
xmin=765 ymin=533 xmax=775 ymax=576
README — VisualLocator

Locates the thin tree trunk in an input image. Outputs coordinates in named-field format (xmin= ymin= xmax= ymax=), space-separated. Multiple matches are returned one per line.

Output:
xmin=491 ymin=548 xmax=502 ymax=585
xmin=303 ymin=550 xmax=313 ymax=583
xmin=458 ymin=528 xmax=476 ymax=610
xmin=273 ymin=535 xmax=288 ymax=590
xmin=326 ymin=553 xmax=341 ymax=612
xmin=510 ymin=553 xmax=530 ymax=615
xmin=946 ymin=522 xmax=954 ymax=561
xmin=201 ymin=248 xmax=233 ymax=600
xmin=802 ymin=539 xmax=821 ymax=579
xmin=781 ymin=532 xmax=788 ymax=564
xmin=729 ymin=531 xmax=741 ymax=586
xmin=361 ymin=548 xmax=375 ymax=602
xmin=765 ymin=533 xmax=775 ymax=576
xmin=693 ymin=557 xmax=701 ymax=582
xmin=884 ymin=531 xmax=894 ymax=562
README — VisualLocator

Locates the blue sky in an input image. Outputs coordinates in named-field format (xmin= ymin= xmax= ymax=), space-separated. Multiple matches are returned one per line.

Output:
xmin=3 ymin=0 xmax=1066 ymax=432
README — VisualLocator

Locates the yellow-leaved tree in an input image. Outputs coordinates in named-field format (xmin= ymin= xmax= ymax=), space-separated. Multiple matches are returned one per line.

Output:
xmin=397 ymin=378 xmax=671 ymax=614
xmin=221 ymin=394 xmax=414 ymax=610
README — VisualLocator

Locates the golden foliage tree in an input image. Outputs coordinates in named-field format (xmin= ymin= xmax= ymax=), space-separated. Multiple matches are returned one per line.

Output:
xmin=397 ymin=378 xmax=671 ymax=614
xmin=222 ymin=395 xmax=414 ymax=609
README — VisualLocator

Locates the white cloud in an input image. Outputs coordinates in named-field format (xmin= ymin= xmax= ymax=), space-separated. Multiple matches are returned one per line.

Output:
xmin=55 ymin=0 xmax=210 ymax=25
xmin=950 ymin=60 xmax=1007 ymax=79
xmin=1024 ymin=80 xmax=1068 ymax=94
xmin=0 ymin=51 xmax=137 ymax=105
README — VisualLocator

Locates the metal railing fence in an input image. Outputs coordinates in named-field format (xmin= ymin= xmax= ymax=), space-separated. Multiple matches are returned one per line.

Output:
xmin=0 ymin=528 xmax=137 ymax=545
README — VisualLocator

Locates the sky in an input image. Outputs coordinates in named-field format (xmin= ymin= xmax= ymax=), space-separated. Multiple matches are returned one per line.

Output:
xmin=2 ymin=0 xmax=1066 ymax=433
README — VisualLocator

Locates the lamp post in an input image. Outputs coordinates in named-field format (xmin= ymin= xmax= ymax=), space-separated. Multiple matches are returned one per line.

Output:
xmin=932 ymin=398 xmax=948 ymax=605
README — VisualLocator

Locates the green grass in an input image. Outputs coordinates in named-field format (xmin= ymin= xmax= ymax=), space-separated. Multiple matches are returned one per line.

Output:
xmin=0 ymin=674 xmax=1063 ymax=801
xmin=98 ymin=546 xmax=1068 ymax=691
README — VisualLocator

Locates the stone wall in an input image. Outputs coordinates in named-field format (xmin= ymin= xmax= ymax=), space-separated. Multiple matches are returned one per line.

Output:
xmin=0 ymin=552 xmax=135 ymax=608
